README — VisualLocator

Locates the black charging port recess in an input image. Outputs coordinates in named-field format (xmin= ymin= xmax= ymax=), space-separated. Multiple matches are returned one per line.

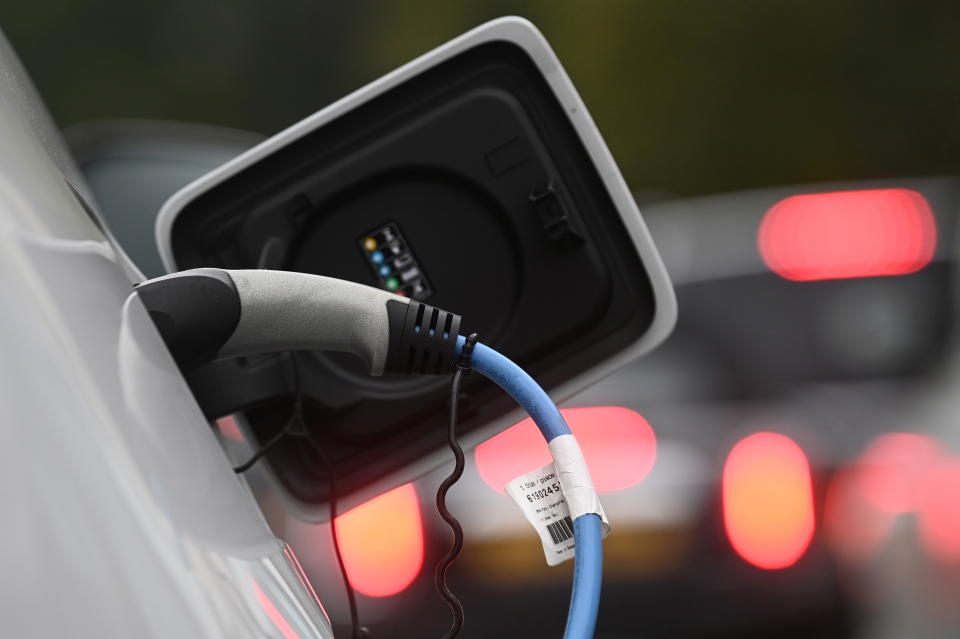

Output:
xmin=169 ymin=41 xmax=657 ymax=506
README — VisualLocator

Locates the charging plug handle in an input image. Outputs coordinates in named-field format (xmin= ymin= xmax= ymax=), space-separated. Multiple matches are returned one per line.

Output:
xmin=135 ymin=268 xmax=461 ymax=375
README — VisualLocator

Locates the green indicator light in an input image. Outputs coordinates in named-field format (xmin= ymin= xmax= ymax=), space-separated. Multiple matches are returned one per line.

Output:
xmin=385 ymin=277 xmax=400 ymax=291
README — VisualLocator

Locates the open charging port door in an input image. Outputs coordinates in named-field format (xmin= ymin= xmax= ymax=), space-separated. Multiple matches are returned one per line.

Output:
xmin=156 ymin=17 xmax=675 ymax=515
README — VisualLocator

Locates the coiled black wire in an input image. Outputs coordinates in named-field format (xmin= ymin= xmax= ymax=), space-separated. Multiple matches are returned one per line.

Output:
xmin=435 ymin=333 xmax=478 ymax=639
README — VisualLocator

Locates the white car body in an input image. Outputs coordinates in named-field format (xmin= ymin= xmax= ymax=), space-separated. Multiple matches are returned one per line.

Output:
xmin=0 ymin=29 xmax=334 ymax=639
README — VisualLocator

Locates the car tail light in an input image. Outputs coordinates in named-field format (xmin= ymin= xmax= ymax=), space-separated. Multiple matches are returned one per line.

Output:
xmin=917 ymin=459 xmax=960 ymax=563
xmin=723 ymin=432 xmax=815 ymax=569
xmin=758 ymin=189 xmax=936 ymax=281
xmin=475 ymin=406 xmax=656 ymax=494
xmin=334 ymin=483 xmax=424 ymax=597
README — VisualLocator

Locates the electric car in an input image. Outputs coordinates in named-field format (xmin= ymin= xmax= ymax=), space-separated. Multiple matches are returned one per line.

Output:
xmin=0 ymin=18 xmax=672 ymax=639
xmin=4 ymin=10 xmax=960 ymax=639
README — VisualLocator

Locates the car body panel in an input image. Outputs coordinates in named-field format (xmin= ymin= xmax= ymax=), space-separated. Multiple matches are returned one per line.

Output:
xmin=0 ymin=28 xmax=332 ymax=639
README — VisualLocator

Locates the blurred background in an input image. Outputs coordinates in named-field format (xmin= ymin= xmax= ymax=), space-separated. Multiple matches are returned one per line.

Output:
xmin=6 ymin=1 xmax=960 ymax=638
xmin=6 ymin=0 xmax=960 ymax=198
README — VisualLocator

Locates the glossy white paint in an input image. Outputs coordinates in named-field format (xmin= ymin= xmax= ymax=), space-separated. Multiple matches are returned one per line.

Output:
xmin=0 ymin=29 xmax=333 ymax=638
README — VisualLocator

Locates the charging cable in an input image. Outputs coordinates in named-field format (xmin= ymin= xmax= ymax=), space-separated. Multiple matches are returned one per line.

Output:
xmin=456 ymin=337 xmax=602 ymax=639
xmin=134 ymin=268 xmax=603 ymax=639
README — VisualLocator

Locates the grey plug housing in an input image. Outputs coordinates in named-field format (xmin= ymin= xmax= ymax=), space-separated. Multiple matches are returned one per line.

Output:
xmin=134 ymin=268 xmax=461 ymax=375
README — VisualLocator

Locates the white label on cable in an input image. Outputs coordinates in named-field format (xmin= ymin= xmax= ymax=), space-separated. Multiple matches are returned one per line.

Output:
xmin=505 ymin=457 xmax=610 ymax=566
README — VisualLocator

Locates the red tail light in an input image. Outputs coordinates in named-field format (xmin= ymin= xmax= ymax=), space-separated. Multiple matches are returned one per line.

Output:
xmin=821 ymin=433 xmax=960 ymax=566
xmin=334 ymin=483 xmax=424 ymax=597
xmin=917 ymin=460 xmax=960 ymax=563
xmin=475 ymin=406 xmax=656 ymax=494
xmin=824 ymin=466 xmax=896 ymax=563
xmin=758 ymin=189 xmax=936 ymax=281
xmin=723 ymin=432 xmax=815 ymax=569
xmin=856 ymin=433 xmax=941 ymax=514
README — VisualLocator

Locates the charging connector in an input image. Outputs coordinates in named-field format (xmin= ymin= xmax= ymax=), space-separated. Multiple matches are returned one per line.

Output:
xmin=133 ymin=268 xmax=601 ymax=639
xmin=135 ymin=268 xmax=461 ymax=375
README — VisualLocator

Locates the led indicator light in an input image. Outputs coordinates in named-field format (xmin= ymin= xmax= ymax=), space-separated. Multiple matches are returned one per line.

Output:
xmin=358 ymin=222 xmax=433 ymax=300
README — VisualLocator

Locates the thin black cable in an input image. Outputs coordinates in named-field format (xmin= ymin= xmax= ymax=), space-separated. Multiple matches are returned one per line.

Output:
xmin=233 ymin=353 xmax=304 ymax=474
xmin=232 ymin=423 xmax=290 ymax=473
xmin=232 ymin=353 xmax=366 ymax=638
xmin=435 ymin=333 xmax=478 ymax=639
xmin=300 ymin=416 xmax=367 ymax=639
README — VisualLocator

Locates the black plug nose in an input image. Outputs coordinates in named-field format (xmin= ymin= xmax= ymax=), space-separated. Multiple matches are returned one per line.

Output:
xmin=135 ymin=269 xmax=241 ymax=370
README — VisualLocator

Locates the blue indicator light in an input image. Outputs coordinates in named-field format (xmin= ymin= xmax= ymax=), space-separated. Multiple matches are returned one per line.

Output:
xmin=378 ymin=264 xmax=392 ymax=277
xmin=370 ymin=250 xmax=385 ymax=264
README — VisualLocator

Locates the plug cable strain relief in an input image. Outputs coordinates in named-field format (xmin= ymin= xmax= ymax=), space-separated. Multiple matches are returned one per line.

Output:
xmin=384 ymin=299 xmax=462 ymax=375
xmin=454 ymin=333 xmax=479 ymax=372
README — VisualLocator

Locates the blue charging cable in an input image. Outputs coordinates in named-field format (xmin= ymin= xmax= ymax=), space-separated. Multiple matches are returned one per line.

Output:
xmin=456 ymin=336 xmax=603 ymax=639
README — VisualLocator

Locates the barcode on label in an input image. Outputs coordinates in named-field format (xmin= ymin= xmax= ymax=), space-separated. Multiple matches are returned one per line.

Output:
xmin=546 ymin=516 xmax=574 ymax=545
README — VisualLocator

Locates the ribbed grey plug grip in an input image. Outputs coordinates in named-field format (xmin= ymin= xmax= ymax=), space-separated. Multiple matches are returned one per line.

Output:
xmin=217 ymin=270 xmax=409 ymax=375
